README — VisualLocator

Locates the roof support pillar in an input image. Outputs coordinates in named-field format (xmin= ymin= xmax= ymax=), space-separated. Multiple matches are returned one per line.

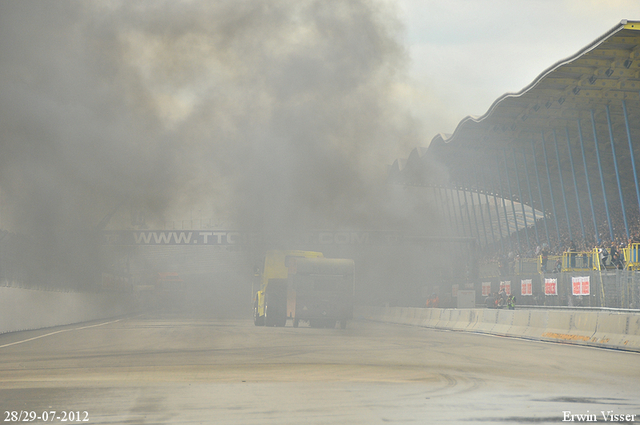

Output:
xmin=433 ymin=185 xmax=450 ymax=229
xmin=444 ymin=186 xmax=460 ymax=236
xmin=480 ymin=170 xmax=498 ymax=248
xmin=577 ymin=119 xmax=599 ymax=243
xmin=460 ymin=184 xmax=474 ymax=239
xmin=553 ymin=129 xmax=573 ymax=243
xmin=590 ymin=109 xmax=614 ymax=242
xmin=565 ymin=127 xmax=586 ymax=243
xmin=454 ymin=186 xmax=468 ymax=237
xmin=512 ymin=148 xmax=530 ymax=250
xmin=442 ymin=186 xmax=456 ymax=232
xmin=531 ymin=140 xmax=551 ymax=247
xmin=463 ymin=182 xmax=481 ymax=244
xmin=502 ymin=150 xmax=521 ymax=253
xmin=496 ymin=157 xmax=513 ymax=251
xmin=522 ymin=148 xmax=540 ymax=245
xmin=606 ymin=104 xmax=630 ymax=240
xmin=541 ymin=132 xmax=561 ymax=244
xmin=489 ymin=172 xmax=505 ymax=252
xmin=474 ymin=171 xmax=489 ymax=247
xmin=622 ymin=99 xmax=640 ymax=224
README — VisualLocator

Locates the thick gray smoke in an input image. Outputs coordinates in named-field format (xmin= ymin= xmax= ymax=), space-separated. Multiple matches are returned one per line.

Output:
xmin=0 ymin=1 xmax=441 ymax=288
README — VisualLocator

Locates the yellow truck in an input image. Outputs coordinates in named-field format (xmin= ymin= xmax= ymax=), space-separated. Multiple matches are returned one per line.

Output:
xmin=253 ymin=250 xmax=355 ymax=328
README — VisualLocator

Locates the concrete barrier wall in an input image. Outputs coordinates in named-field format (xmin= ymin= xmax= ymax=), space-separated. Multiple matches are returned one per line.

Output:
xmin=0 ymin=287 xmax=135 ymax=334
xmin=355 ymin=306 xmax=640 ymax=352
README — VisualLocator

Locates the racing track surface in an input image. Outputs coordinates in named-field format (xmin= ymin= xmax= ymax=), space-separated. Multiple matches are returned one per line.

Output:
xmin=0 ymin=313 xmax=639 ymax=424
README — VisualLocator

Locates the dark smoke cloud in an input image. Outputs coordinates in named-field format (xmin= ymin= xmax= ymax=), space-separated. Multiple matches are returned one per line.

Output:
xmin=0 ymin=1 xmax=442 ymax=287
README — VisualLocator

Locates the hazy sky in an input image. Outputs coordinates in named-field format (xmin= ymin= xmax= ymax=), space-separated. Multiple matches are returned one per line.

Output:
xmin=1 ymin=0 xmax=639 ymax=233
xmin=395 ymin=0 xmax=640 ymax=141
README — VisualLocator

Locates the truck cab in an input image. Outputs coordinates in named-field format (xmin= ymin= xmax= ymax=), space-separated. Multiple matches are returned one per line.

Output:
xmin=253 ymin=250 xmax=354 ymax=328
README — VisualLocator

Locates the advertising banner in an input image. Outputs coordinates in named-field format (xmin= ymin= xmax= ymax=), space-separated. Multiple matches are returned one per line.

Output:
xmin=572 ymin=276 xmax=590 ymax=296
xmin=521 ymin=279 xmax=532 ymax=296
xmin=482 ymin=282 xmax=492 ymax=297
xmin=500 ymin=281 xmax=511 ymax=295
xmin=545 ymin=278 xmax=557 ymax=295
xmin=102 ymin=230 xmax=408 ymax=246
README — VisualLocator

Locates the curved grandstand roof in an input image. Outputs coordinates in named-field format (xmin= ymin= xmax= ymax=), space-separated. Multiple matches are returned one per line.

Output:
xmin=390 ymin=19 xmax=640 ymax=246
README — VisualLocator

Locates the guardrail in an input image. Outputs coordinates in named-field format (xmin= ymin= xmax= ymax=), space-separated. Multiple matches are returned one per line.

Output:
xmin=504 ymin=305 xmax=640 ymax=314
xmin=0 ymin=286 xmax=136 ymax=335
xmin=355 ymin=305 xmax=640 ymax=352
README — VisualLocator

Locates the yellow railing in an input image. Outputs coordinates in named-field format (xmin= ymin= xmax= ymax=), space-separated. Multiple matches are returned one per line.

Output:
xmin=479 ymin=245 xmax=640 ymax=278
xmin=560 ymin=250 xmax=599 ymax=272
xmin=591 ymin=245 xmax=636 ymax=271
xmin=624 ymin=243 xmax=640 ymax=271
xmin=538 ymin=255 xmax=561 ymax=273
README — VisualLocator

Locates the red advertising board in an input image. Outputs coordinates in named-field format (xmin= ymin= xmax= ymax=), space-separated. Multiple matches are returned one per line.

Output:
xmin=581 ymin=277 xmax=590 ymax=295
xmin=521 ymin=279 xmax=532 ymax=296
xmin=482 ymin=282 xmax=491 ymax=297
xmin=572 ymin=276 xmax=590 ymax=296
xmin=545 ymin=278 xmax=557 ymax=295
xmin=500 ymin=281 xmax=511 ymax=295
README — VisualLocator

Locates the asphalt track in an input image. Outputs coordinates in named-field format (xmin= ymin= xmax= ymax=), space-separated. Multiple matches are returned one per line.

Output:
xmin=0 ymin=313 xmax=639 ymax=424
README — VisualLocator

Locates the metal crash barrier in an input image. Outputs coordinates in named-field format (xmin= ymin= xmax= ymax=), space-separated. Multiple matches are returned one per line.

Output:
xmin=356 ymin=305 xmax=640 ymax=352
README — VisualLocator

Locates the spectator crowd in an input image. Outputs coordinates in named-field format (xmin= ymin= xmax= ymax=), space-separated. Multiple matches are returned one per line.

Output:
xmin=479 ymin=203 xmax=640 ymax=274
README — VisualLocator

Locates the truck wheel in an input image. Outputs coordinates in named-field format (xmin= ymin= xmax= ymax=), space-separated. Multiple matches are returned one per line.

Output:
xmin=264 ymin=297 xmax=273 ymax=326
xmin=274 ymin=300 xmax=287 ymax=327
xmin=265 ymin=293 xmax=286 ymax=327
xmin=253 ymin=300 xmax=264 ymax=326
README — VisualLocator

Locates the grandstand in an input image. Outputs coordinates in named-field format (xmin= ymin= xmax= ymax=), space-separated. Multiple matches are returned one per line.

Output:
xmin=389 ymin=20 xmax=640 ymax=258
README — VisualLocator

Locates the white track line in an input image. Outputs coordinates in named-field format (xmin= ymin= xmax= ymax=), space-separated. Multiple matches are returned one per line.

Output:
xmin=0 ymin=318 xmax=125 ymax=349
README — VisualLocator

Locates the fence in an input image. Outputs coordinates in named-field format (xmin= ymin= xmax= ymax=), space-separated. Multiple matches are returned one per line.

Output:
xmin=477 ymin=248 xmax=640 ymax=309
xmin=484 ymin=247 xmax=640 ymax=278
xmin=478 ymin=270 xmax=640 ymax=309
